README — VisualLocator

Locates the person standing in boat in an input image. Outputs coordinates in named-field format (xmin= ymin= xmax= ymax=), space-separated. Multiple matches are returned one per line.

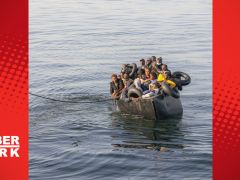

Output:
xmin=121 ymin=73 xmax=134 ymax=99
xmin=110 ymin=74 xmax=124 ymax=99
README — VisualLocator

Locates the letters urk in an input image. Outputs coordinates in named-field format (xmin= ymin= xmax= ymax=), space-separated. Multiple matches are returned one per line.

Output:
xmin=0 ymin=136 xmax=20 ymax=158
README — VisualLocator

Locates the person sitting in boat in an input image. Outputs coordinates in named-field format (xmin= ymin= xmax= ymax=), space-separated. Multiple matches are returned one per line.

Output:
xmin=119 ymin=71 xmax=125 ymax=80
xmin=144 ymin=67 xmax=151 ymax=80
xmin=139 ymin=58 xmax=146 ymax=70
xmin=142 ymin=83 xmax=159 ymax=98
xmin=151 ymin=60 xmax=161 ymax=75
xmin=110 ymin=74 xmax=124 ymax=99
xmin=142 ymin=67 xmax=152 ymax=88
xmin=122 ymin=73 xmax=133 ymax=87
xmin=157 ymin=66 xmax=176 ymax=88
xmin=142 ymin=72 xmax=160 ymax=98
xmin=146 ymin=58 xmax=152 ymax=70
xmin=156 ymin=57 xmax=163 ymax=71
xmin=133 ymin=69 xmax=148 ymax=92
xmin=121 ymin=73 xmax=134 ymax=99
xmin=151 ymin=56 xmax=156 ymax=62
xmin=159 ymin=64 xmax=171 ymax=77
xmin=148 ymin=72 xmax=159 ymax=89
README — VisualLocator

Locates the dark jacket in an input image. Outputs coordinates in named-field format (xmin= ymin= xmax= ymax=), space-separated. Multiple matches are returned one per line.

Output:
xmin=110 ymin=79 xmax=124 ymax=95
xmin=156 ymin=63 xmax=163 ymax=71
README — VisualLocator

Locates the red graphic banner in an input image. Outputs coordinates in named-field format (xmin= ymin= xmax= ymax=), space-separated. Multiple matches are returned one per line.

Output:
xmin=0 ymin=1 xmax=28 ymax=180
xmin=0 ymin=0 xmax=240 ymax=179
xmin=213 ymin=0 xmax=240 ymax=179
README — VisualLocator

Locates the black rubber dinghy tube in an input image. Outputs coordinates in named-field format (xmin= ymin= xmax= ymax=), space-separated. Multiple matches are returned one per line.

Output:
xmin=129 ymin=63 xmax=137 ymax=78
xmin=128 ymin=87 xmax=143 ymax=98
xmin=161 ymin=81 xmax=180 ymax=98
xmin=172 ymin=71 xmax=191 ymax=86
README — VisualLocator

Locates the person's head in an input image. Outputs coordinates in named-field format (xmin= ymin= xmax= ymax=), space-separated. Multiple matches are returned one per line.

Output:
xmin=144 ymin=67 xmax=150 ymax=76
xmin=139 ymin=58 xmax=145 ymax=66
xmin=111 ymin=74 xmax=118 ymax=82
xmin=123 ymin=73 xmax=129 ymax=80
xmin=138 ymin=69 xmax=145 ymax=79
xmin=121 ymin=64 xmax=127 ymax=73
xmin=150 ymin=72 xmax=157 ymax=80
xmin=146 ymin=58 xmax=152 ymax=65
xmin=151 ymin=60 xmax=156 ymax=67
xmin=157 ymin=57 xmax=162 ymax=64
xmin=161 ymin=64 xmax=168 ymax=71
xmin=118 ymin=74 xmax=121 ymax=79
xmin=152 ymin=56 xmax=156 ymax=61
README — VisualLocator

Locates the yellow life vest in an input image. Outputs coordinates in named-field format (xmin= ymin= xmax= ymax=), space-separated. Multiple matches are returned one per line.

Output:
xmin=166 ymin=80 xmax=176 ymax=88
xmin=157 ymin=73 xmax=165 ymax=81
xmin=157 ymin=74 xmax=176 ymax=88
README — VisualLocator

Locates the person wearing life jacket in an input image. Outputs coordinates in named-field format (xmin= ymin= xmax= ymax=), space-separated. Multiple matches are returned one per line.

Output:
xmin=157 ymin=65 xmax=176 ymax=88
xmin=160 ymin=64 xmax=171 ymax=77
xmin=110 ymin=74 xmax=124 ymax=99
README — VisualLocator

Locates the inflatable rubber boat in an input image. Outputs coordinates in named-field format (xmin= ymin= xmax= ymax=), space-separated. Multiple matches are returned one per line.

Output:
xmin=116 ymin=71 xmax=191 ymax=120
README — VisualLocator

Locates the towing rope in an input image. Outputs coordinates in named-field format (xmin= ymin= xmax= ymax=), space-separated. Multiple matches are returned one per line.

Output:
xmin=29 ymin=92 xmax=112 ymax=103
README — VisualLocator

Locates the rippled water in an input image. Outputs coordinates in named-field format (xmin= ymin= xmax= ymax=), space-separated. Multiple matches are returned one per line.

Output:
xmin=30 ymin=0 xmax=212 ymax=179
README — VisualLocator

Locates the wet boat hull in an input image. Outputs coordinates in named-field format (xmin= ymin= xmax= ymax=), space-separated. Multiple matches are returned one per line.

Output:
xmin=116 ymin=95 xmax=183 ymax=120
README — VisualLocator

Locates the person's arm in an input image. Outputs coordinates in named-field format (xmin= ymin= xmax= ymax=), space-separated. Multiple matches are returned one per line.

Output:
xmin=119 ymin=80 xmax=124 ymax=90
xmin=113 ymin=80 xmax=124 ymax=96
xmin=168 ymin=70 xmax=172 ymax=76
xmin=156 ymin=66 xmax=161 ymax=73
xmin=165 ymin=70 xmax=171 ymax=79
xmin=110 ymin=82 xmax=114 ymax=95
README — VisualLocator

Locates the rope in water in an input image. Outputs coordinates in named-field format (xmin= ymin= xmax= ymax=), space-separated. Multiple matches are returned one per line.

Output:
xmin=29 ymin=92 xmax=112 ymax=103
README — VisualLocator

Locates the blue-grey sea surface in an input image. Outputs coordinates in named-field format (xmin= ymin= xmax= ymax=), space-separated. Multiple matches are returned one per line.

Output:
xmin=30 ymin=0 xmax=212 ymax=179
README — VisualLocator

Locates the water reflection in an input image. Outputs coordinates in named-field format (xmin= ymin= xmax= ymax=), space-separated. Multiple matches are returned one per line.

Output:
xmin=111 ymin=112 xmax=185 ymax=151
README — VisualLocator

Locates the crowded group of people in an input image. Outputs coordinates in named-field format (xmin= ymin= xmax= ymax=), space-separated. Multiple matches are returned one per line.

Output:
xmin=110 ymin=56 xmax=179 ymax=100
